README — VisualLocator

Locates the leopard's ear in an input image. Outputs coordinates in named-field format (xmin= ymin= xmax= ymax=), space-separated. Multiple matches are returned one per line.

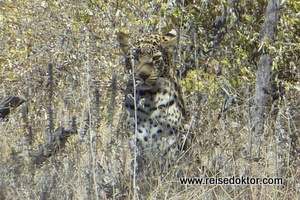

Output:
xmin=117 ymin=32 xmax=131 ymax=54
xmin=161 ymin=29 xmax=177 ymax=47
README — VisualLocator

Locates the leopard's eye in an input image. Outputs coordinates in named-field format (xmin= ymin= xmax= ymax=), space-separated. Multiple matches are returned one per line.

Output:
xmin=153 ymin=55 xmax=161 ymax=61
xmin=132 ymin=48 xmax=139 ymax=56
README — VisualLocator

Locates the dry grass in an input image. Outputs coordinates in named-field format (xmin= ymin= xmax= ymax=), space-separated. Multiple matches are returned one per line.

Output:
xmin=0 ymin=0 xmax=299 ymax=199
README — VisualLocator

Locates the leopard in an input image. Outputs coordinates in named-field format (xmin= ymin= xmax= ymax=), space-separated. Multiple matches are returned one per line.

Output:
xmin=117 ymin=30 xmax=187 ymax=171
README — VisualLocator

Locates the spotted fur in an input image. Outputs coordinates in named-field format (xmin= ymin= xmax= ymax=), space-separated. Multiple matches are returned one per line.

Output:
xmin=117 ymin=30 xmax=186 ymax=166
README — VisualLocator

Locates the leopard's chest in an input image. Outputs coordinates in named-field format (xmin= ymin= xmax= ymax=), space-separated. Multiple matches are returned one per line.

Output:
xmin=125 ymin=78 xmax=183 ymax=151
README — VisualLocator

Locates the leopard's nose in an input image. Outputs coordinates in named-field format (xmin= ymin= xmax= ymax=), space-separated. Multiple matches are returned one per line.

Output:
xmin=139 ymin=74 xmax=150 ymax=81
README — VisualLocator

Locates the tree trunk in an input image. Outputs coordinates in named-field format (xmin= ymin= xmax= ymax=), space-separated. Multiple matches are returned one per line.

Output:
xmin=251 ymin=0 xmax=280 ymax=158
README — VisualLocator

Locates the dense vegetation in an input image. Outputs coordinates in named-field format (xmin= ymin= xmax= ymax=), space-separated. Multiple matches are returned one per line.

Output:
xmin=0 ymin=0 xmax=299 ymax=199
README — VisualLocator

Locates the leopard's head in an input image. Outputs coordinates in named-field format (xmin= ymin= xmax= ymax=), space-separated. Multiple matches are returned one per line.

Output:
xmin=117 ymin=30 xmax=177 ymax=90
